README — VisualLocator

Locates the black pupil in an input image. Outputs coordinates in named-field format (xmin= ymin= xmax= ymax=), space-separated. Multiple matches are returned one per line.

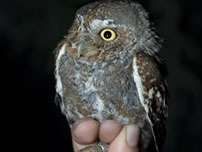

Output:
xmin=104 ymin=31 xmax=112 ymax=39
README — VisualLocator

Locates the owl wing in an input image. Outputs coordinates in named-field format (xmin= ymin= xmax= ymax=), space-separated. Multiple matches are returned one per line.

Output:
xmin=54 ymin=40 xmax=66 ymax=104
xmin=133 ymin=52 xmax=169 ymax=151
xmin=54 ymin=41 xmax=70 ymax=118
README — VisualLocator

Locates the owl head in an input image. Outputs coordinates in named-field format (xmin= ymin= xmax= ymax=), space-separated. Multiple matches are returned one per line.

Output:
xmin=66 ymin=0 xmax=161 ymax=60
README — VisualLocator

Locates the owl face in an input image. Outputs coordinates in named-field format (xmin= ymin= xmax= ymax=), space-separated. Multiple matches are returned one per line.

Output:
xmin=66 ymin=1 xmax=160 ymax=60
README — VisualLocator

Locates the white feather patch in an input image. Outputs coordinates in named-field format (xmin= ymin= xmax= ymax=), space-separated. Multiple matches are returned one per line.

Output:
xmin=55 ymin=44 xmax=66 ymax=98
xmin=156 ymin=91 xmax=161 ymax=98
xmin=96 ymin=95 xmax=104 ymax=120
xmin=148 ymin=88 xmax=154 ymax=99
xmin=156 ymin=91 xmax=163 ymax=104
xmin=89 ymin=95 xmax=104 ymax=122
xmin=84 ymin=75 xmax=97 ymax=93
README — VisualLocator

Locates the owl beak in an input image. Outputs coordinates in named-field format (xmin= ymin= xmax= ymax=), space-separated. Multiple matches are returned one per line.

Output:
xmin=77 ymin=41 xmax=86 ymax=58
xmin=77 ymin=41 xmax=98 ymax=58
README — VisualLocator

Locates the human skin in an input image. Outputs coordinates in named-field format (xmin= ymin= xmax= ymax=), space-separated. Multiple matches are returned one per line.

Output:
xmin=71 ymin=119 xmax=140 ymax=152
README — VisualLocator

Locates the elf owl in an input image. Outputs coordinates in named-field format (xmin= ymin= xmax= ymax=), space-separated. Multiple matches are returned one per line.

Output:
xmin=55 ymin=0 xmax=169 ymax=152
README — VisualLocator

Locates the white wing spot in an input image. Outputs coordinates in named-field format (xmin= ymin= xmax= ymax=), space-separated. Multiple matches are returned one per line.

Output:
xmin=156 ymin=91 xmax=161 ymax=97
xmin=148 ymin=88 xmax=154 ymax=99
xmin=156 ymin=91 xmax=163 ymax=103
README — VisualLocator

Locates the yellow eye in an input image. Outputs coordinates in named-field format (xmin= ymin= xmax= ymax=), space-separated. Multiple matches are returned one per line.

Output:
xmin=100 ymin=29 xmax=116 ymax=41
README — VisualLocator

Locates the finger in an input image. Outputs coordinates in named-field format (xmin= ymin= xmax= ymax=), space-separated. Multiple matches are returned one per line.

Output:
xmin=99 ymin=120 xmax=123 ymax=143
xmin=109 ymin=125 xmax=140 ymax=152
xmin=71 ymin=119 xmax=100 ymax=151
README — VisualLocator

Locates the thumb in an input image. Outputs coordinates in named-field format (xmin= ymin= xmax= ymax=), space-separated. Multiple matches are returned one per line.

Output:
xmin=109 ymin=124 xmax=140 ymax=152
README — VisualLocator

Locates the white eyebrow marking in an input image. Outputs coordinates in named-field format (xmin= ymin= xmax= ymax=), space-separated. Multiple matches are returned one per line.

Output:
xmin=90 ymin=19 xmax=115 ymax=30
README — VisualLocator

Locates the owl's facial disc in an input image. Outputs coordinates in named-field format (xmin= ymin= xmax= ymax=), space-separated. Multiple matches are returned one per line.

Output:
xmin=75 ymin=18 xmax=117 ymax=58
xmin=74 ymin=11 xmax=135 ymax=59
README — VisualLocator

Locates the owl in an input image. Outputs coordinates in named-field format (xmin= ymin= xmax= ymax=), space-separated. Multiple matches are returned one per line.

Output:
xmin=55 ymin=0 xmax=169 ymax=152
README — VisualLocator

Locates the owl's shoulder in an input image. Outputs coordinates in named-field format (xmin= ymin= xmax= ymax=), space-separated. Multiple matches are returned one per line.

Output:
xmin=135 ymin=52 xmax=168 ymax=84
xmin=134 ymin=51 xmax=169 ymax=118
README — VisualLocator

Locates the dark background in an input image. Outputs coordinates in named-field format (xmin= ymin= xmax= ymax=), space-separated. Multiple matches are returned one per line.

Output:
xmin=1 ymin=0 xmax=202 ymax=151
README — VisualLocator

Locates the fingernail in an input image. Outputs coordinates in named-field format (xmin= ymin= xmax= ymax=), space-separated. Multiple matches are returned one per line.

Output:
xmin=126 ymin=125 xmax=140 ymax=147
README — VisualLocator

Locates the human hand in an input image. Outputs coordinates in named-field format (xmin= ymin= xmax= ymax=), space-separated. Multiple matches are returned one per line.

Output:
xmin=71 ymin=119 xmax=140 ymax=152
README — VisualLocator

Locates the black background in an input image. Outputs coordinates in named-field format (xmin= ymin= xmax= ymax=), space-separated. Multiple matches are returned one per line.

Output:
xmin=1 ymin=0 xmax=202 ymax=151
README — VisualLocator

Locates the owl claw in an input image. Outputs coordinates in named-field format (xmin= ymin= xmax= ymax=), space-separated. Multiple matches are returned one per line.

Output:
xmin=79 ymin=143 xmax=109 ymax=152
